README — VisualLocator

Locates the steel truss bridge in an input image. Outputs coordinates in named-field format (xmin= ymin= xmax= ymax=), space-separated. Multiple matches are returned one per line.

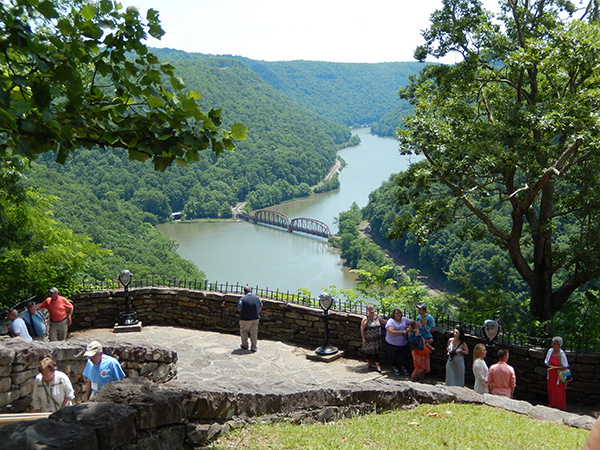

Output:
xmin=237 ymin=209 xmax=331 ymax=238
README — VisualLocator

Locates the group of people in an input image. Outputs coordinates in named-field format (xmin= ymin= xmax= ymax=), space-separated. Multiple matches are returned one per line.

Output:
xmin=465 ymin=333 xmax=568 ymax=409
xmin=361 ymin=304 xmax=435 ymax=381
xmin=10 ymin=284 xmax=262 ymax=412
xmin=462 ymin=341 xmax=516 ymax=398
xmin=360 ymin=305 xmax=570 ymax=411
xmin=4 ymin=289 xmax=127 ymax=412
xmin=6 ymin=287 xmax=74 ymax=342
xmin=31 ymin=340 xmax=126 ymax=413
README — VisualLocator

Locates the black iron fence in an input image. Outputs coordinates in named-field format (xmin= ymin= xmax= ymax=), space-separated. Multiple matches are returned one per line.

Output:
xmin=71 ymin=278 xmax=597 ymax=354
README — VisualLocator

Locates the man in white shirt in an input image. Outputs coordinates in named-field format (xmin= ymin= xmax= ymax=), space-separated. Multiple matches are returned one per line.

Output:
xmin=6 ymin=308 xmax=33 ymax=341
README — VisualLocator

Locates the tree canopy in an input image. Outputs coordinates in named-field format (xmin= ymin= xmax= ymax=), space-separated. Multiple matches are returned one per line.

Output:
xmin=393 ymin=0 xmax=600 ymax=322
xmin=0 ymin=0 xmax=247 ymax=304
xmin=0 ymin=0 xmax=246 ymax=171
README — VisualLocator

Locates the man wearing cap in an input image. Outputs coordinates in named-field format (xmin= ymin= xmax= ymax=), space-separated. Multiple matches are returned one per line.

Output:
xmin=22 ymin=301 xmax=47 ymax=340
xmin=82 ymin=341 xmax=126 ymax=401
xmin=38 ymin=287 xmax=73 ymax=341
xmin=6 ymin=309 xmax=33 ymax=341
xmin=416 ymin=304 xmax=436 ymax=333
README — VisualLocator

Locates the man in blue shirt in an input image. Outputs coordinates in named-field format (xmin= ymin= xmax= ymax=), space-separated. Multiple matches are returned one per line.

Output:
xmin=22 ymin=301 xmax=47 ymax=340
xmin=82 ymin=340 xmax=126 ymax=401
xmin=237 ymin=285 xmax=263 ymax=352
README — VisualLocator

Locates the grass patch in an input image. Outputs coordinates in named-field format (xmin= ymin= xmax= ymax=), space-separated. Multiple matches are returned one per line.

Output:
xmin=203 ymin=403 xmax=588 ymax=450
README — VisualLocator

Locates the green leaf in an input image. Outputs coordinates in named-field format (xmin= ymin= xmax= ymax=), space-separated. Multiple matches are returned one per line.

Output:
xmin=230 ymin=123 xmax=248 ymax=141
xmin=185 ymin=150 xmax=199 ymax=162
xmin=148 ymin=23 xmax=165 ymax=40
xmin=160 ymin=62 xmax=176 ymax=74
xmin=32 ymin=85 xmax=51 ymax=109
xmin=37 ymin=1 xmax=59 ymax=19
xmin=57 ymin=18 xmax=74 ymax=35
xmin=56 ymin=147 xmax=69 ymax=165
xmin=81 ymin=23 xmax=103 ymax=40
xmin=147 ymin=96 xmax=164 ymax=108
xmin=147 ymin=9 xmax=160 ymax=21
xmin=81 ymin=4 xmax=97 ymax=21
xmin=128 ymin=149 xmax=150 ymax=163
xmin=103 ymin=132 xmax=120 ymax=145
xmin=153 ymin=156 xmax=174 ymax=172
xmin=16 ymin=138 xmax=31 ymax=158
xmin=202 ymin=118 xmax=217 ymax=131
xmin=99 ymin=0 xmax=113 ymax=14
xmin=170 ymin=76 xmax=185 ymax=91
xmin=181 ymin=97 xmax=198 ymax=112
xmin=212 ymin=140 xmax=224 ymax=156
xmin=175 ymin=158 xmax=189 ymax=167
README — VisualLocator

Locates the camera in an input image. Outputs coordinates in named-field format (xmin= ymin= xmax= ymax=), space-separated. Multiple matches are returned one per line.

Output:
xmin=448 ymin=349 xmax=457 ymax=360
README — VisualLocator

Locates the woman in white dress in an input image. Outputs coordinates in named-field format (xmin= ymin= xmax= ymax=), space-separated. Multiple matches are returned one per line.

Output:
xmin=31 ymin=357 xmax=74 ymax=412
xmin=445 ymin=327 xmax=469 ymax=386
xmin=472 ymin=343 xmax=489 ymax=394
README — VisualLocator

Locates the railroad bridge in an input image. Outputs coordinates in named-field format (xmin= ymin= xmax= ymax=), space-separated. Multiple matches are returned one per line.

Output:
xmin=237 ymin=209 xmax=331 ymax=238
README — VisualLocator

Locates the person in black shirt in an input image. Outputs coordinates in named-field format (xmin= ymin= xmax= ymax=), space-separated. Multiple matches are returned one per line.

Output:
xmin=237 ymin=285 xmax=263 ymax=352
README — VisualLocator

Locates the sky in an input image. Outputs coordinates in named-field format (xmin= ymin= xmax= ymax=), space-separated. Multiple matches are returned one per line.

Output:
xmin=125 ymin=0 xmax=476 ymax=64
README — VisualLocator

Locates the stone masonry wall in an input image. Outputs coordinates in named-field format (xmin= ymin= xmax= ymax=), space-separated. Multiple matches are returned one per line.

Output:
xmin=70 ymin=288 xmax=600 ymax=407
xmin=0 ymin=337 xmax=177 ymax=413
xmin=1 ymin=377 xmax=594 ymax=449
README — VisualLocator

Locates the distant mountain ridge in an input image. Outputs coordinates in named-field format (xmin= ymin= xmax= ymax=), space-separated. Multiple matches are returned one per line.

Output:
xmin=151 ymin=49 xmax=424 ymax=135
xmin=230 ymin=57 xmax=423 ymax=130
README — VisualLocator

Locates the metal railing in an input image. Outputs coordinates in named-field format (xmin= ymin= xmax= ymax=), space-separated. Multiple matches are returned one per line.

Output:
xmin=75 ymin=278 xmax=600 ymax=354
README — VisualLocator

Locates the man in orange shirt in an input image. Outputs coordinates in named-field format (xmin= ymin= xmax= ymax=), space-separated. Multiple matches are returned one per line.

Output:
xmin=37 ymin=287 xmax=74 ymax=341
xmin=488 ymin=348 xmax=516 ymax=398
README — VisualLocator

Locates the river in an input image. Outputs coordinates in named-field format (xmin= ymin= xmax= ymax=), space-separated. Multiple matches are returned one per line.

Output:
xmin=158 ymin=128 xmax=418 ymax=296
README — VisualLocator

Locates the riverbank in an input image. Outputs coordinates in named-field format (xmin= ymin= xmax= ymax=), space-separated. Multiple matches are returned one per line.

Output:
xmin=359 ymin=221 xmax=448 ymax=296
xmin=158 ymin=128 xmax=413 ymax=296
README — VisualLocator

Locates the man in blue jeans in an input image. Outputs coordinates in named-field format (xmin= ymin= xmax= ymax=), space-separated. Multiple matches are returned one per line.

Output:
xmin=237 ymin=285 xmax=262 ymax=352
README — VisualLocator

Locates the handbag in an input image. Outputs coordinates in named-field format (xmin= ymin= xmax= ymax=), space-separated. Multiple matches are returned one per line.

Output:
xmin=557 ymin=366 xmax=572 ymax=383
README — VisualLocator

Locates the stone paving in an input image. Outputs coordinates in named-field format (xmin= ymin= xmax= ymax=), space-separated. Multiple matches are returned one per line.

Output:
xmin=70 ymin=325 xmax=389 ymax=394
xmin=70 ymin=325 xmax=598 ymax=421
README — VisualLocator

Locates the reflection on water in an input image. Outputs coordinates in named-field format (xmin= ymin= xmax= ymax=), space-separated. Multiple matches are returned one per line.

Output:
xmin=159 ymin=220 xmax=356 ymax=295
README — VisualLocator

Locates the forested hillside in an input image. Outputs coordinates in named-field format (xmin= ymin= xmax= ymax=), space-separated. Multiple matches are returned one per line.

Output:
xmin=231 ymin=57 xmax=423 ymax=135
xmin=9 ymin=43 xmax=429 ymax=305
xmin=24 ymin=52 xmax=356 ymax=285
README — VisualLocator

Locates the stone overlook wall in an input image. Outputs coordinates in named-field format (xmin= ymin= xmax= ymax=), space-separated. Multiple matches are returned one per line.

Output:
xmin=70 ymin=287 xmax=600 ymax=407
xmin=1 ymin=288 xmax=598 ymax=449
xmin=0 ymin=337 xmax=177 ymax=413
xmin=1 ymin=377 xmax=594 ymax=449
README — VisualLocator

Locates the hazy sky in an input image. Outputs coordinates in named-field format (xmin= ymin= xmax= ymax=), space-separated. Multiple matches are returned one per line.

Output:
xmin=126 ymin=0 xmax=481 ymax=64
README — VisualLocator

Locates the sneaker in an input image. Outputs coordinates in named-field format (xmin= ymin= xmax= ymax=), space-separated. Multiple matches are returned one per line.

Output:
xmin=251 ymin=348 xmax=257 ymax=352
xmin=240 ymin=345 xmax=248 ymax=350
xmin=402 ymin=369 xmax=410 ymax=376
xmin=393 ymin=369 xmax=400 ymax=376
xmin=375 ymin=367 xmax=382 ymax=373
